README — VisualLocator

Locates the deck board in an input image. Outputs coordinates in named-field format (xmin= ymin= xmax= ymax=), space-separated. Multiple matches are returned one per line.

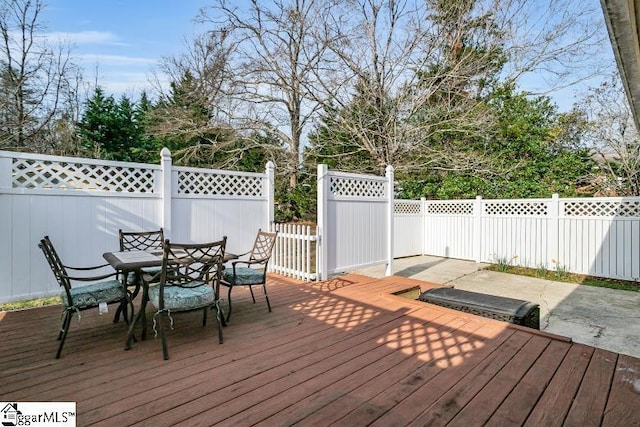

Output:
xmin=485 ymin=339 xmax=572 ymax=425
xmin=1 ymin=273 xmax=639 ymax=426
xmin=603 ymin=354 xmax=640 ymax=426
xmin=565 ymin=348 xmax=618 ymax=426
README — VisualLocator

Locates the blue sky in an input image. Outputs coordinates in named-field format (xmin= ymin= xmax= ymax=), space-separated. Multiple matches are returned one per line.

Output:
xmin=43 ymin=0 xmax=209 ymax=96
xmin=41 ymin=0 xmax=614 ymax=111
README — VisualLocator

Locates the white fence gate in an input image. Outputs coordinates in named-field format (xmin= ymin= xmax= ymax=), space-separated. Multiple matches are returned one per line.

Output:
xmin=269 ymin=222 xmax=317 ymax=281
xmin=0 ymin=149 xmax=275 ymax=303
xmin=316 ymin=165 xmax=394 ymax=280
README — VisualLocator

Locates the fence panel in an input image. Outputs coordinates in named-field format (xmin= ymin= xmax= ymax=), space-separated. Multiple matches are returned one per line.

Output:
xmin=415 ymin=194 xmax=640 ymax=281
xmin=558 ymin=198 xmax=640 ymax=279
xmin=0 ymin=151 xmax=163 ymax=303
xmin=422 ymin=200 xmax=476 ymax=260
xmin=171 ymin=165 xmax=270 ymax=255
xmin=479 ymin=198 xmax=553 ymax=269
xmin=394 ymin=200 xmax=423 ymax=257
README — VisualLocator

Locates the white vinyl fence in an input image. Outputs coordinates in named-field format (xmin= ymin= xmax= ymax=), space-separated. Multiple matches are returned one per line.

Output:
xmin=394 ymin=195 xmax=640 ymax=282
xmin=0 ymin=149 xmax=277 ymax=303
xmin=6 ymin=147 xmax=637 ymax=302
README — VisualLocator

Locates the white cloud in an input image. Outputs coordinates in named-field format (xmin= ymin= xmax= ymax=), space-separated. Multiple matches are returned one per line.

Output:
xmin=44 ymin=30 xmax=124 ymax=46
xmin=75 ymin=53 xmax=157 ymax=66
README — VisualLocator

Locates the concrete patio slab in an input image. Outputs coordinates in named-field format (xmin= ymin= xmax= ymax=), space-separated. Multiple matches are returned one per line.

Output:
xmin=352 ymin=255 xmax=640 ymax=359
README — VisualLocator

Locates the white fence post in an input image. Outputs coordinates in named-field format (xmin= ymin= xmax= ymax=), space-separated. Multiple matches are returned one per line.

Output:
xmin=317 ymin=164 xmax=328 ymax=280
xmin=160 ymin=148 xmax=172 ymax=239
xmin=265 ymin=161 xmax=275 ymax=228
xmin=549 ymin=193 xmax=560 ymax=268
xmin=420 ymin=197 xmax=426 ymax=255
xmin=386 ymin=165 xmax=394 ymax=276
xmin=473 ymin=195 xmax=483 ymax=262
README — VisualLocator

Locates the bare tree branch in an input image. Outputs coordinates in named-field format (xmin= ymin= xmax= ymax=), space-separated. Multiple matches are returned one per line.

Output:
xmin=0 ymin=0 xmax=80 ymax=151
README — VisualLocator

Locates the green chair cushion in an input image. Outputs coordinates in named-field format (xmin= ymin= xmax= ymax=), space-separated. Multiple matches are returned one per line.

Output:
xmin=61 ymin=280 xmax=125 ymax=309
xmin=148 ymin=283 xmax=214 ymax=311
xmin=224 ymin=267 xmax=265 ymax=285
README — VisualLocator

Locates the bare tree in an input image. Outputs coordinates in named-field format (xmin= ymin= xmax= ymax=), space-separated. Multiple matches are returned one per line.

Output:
xmin=0 ymin=0 xmax=79 ymax=150
xmin=183 ymin=0 xmax=605 ymax=179
xmin=581 ymin=72 xmax=640 ymax=196
xmin=149 ymin=31 xmax=286 ymax=169
xmin=312 ymin=0 xmax=504 ymax=174
xmin=150 ymin=32 xmax=234 ymax=141
xmin=309 ymin=0 xmax=607 ymax=176
xmin=198 ymin=0 xmax=330 ymax=187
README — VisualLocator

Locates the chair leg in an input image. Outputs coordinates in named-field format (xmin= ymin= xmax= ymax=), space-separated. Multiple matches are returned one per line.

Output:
xmin=56 ymin=311 xmax=72 ymax=359
xmin=113 ymin=304 xmax=123 ymax=323
xmin=125 ymin=309 xmax=142 ymax=350
xmin=115 ymin=294 xmax=134 ymax=325
xmin=249 ymin=286 xmax=256 ymax=303
xmin=214 ymin=301 xmax=224 ymax=344
xmin=217 ymin=303 xmax=227 ymax=327
xmin=114 ymin=273 xmax=134 ymax=323
xmin=202 ymin=307 xmax=208 ymax=327
xmin=263 ymin=283 xmax=272 ymax=312
xmin=121 ymin=300 xmax=129 ymax=325
xmin=158 ymin=312 xmax=169 ymax=360
xmin=226 ymin=286 xmax=233 ymax=322
xmin=127 ymin=297 xmax=135 ymax=324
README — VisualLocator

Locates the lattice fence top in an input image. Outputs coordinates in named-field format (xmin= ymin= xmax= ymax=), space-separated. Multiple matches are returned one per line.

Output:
xmin=329 ymin=175 xmax=386 ymax=198
xmin=177 ymin=170 xmax=263 ymax=196
xmin=12 ymin=158 xmax=156 ymax=192
xmin=427 ymin=202 xmax=474 ymax=215
xmin=563 ymin=200 xmax=640 ymax=217
xmin=484 ymin=201 xmax=548 ymax=216
xmin=395 ymin=201 xmax=422 ymax=215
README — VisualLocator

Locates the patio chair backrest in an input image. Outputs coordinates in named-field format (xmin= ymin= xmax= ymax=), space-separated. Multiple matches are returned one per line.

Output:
xmin=38 ymin=236 xmax=73 ymax=303
xmin=248 ymin=230 xmax=278 ymax=266
xmin=119 ymin=228 xmax=164 ymax=252
xmin=160 ymin=237 xmax=227 ymax=290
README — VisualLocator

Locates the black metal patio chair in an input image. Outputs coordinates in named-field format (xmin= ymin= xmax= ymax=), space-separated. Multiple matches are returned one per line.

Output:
xmin=221 ymin=229 xmax=278 ymax=322
xmin=148 ymin=237 xmax=227 ymax=360
xmin=38 ymin=236 xmax=133 ymax=358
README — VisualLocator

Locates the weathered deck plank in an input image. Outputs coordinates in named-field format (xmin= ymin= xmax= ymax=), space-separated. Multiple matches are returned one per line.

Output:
xmin=564 ymin=348 xmax=618 ymax=426
xmin=603 ymin=353 xmax=640 ymax=426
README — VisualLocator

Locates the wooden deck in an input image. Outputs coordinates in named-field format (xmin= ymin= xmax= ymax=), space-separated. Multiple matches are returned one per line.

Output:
xmin=1 ymin=273 xmax=639 ymax=426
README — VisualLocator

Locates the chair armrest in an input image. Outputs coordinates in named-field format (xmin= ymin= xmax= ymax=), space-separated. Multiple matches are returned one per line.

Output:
xmin=66 ymin=271 xmax=119 ymax=282
xmin=231 ymin=259 xmax=267 ymax=268
xmin=63 ymin=263 xmax=111 ymax=271
xmin=228 ymin=250 xmax=251 ymax=263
